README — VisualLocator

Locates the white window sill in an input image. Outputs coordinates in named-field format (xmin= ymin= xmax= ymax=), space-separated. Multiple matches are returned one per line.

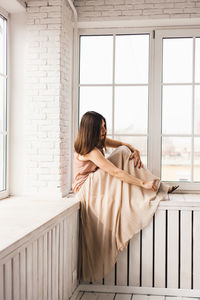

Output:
xmin=0 ymin=195 xmax=80 ymax=256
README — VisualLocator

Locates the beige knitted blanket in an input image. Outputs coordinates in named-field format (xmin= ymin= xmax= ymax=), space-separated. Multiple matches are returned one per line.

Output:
xmin=76 ymin=146 xmax=169 ymax=282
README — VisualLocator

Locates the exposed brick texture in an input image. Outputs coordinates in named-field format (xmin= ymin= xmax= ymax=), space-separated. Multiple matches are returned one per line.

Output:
xmin=74 ymin=0 xmax=200 ymax=21
xmin=25 ymin=0 xmax=73 ymax=197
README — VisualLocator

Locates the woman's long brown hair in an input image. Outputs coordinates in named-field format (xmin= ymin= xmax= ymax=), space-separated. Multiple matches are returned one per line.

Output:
xmin=74 ymin=111 xmax=107 ymax=155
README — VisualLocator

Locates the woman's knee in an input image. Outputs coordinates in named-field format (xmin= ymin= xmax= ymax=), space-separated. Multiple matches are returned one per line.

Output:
xmin=118 ymin=145 xmax=131 ymax=157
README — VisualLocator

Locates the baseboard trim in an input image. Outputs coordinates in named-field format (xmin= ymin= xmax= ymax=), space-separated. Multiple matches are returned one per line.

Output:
xmin=74 ymin=284 xmax=200 ymax=298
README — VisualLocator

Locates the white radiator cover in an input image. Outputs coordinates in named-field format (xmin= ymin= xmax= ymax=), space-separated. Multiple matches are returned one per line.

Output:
xmin=81 ymin=196 xmax=200 ymax=294
xmin=0 ymin=202 xmax=79 ymax=300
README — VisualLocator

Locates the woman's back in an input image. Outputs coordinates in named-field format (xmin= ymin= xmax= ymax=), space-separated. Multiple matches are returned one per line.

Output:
xmin=72 ymin=153 xmax=98 ymax=193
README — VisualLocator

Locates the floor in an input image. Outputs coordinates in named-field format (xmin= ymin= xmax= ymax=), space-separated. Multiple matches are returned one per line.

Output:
xmin=76 ymin=292 xmax=193 ymax=300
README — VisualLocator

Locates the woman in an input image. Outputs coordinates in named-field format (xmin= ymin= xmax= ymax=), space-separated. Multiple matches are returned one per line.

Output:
xmin=73 ymin=111 xmax=178 ymax=282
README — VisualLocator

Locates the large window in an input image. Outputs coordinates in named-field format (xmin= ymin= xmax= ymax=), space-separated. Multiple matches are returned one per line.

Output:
xmin=0 ymin=15 xmax=8 ymax=199
xmin=78 ymin=29 xmax=200 ymax=191
xmin=79 ymin=34 xmax=149 ymax=165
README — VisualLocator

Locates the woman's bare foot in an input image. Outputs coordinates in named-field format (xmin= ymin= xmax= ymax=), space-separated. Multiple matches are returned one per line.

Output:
xmin=168 ymin=185 xmax=179 ymax=194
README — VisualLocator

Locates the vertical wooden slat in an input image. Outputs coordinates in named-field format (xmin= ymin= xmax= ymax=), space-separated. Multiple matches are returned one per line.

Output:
xmin=47 ymin=230 xmax=52 ymax=300
xmin=33 ymin=239 xmax=38 ymax=300
xmin=5 ymin=260 xmax=12 ymax=300
xmin=116 ymin=248 xmax=128 ymax=285
xmin=167 ymin=210 xmax=179 ymax=288
xmin=59 ymin=222 xmax=63 ymax=300
xmin=20 ymin=248 xmax=26 ymax=300
xmin=193 ymin=210 xmax=200 ymax=289
xmin=13 ymin=254 xmax=20 ymax=300
xmin=180 ymin=210 xmax=192 ymax=289
xmin=71 ymin=212 xmax=80 ymax=292
xmin=43 ymin=233 xmax=48 ymax=300
xmin=154 ymin=210 xmax=166 ymax=287
xmin=142 ymin=219 xmax=153 ymax=287
xmin=129 ymin=231 xmax=140 ymax=286
xmin=38 ymin=236 xmax=44 ymax=300
xmin=55 ymin=225 xmax=59 ymax=300
xmin=104 ymin=264 xmax=115 ymax=286
xmin=67 ymin=215 xmax=73 ymax=298
xmin=52 ymin=226 xmax=57 ymax=300
xmin=0 ymin=264 xmax=4 ymax=300
xmin=27 ymin=243 xmax=33 ymax=300
xmin=63 ymin=218 xmax=68 ymax=300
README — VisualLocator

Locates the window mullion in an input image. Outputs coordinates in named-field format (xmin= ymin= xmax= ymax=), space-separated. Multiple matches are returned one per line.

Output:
xmin=149 ymin=30 xmax=162 ymax=177
xmin=112 ymin=34 xmax=115 ymax=139
xmin=191 ymin=37 xmax=195 ymax=182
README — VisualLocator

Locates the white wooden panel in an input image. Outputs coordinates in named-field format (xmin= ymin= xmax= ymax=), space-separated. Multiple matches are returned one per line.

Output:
xmin=52 ymin=226 xmax=57 ymax=300
xmin=132 ymin=295 xmax=148 ymax=300
xmin=166 ymin=297 xmax=182 ymax=300
xmin=13 ymin=254 xmax=20 ymax=300
xmin=27 ymin=244 xmax=33 ymax=300
xmin=115 ymin=294 xmax=132 ymax=300
xmin=116 ymin=248 xmax=128 ymax=286
xmin=5 ymin=260 xmax=12 ymax=300
xmin=180 ymin=210 xmax=192 ymax=289
xmin=193 ymin=211 xmax=200 ymax=289
xmin=67 ymin=216 xmax=73 ymax=298
xmin=96 ymin=292 xmax=115 ymax=299
xmin=142 ymin=219 xmax=153 ymax=287
xmin=104 ymin=264 xmax=115 ymax=286
xmin=59 ymin=222 xmax=63 ymax=300
xmin=55 ymin=224 xmax=59 ymax=300
xmin=43 ymin=233 xmax=48 ymax=300
xmin=154 ymin=210 xmax=166 ymax=287
xmin=149 ymin=297 xmax=165 ymax=300
xmin=33 ymin=240 xmax=38 ymax=300
xmin=47 ymin=230 xmax=52 ymax=300
xmin=38 ymin=236 xmax=44 ymax=300
xmin=129 ymin=231 xmax=140 ymax=286
xmin=63 ymin=218 xmax=69 ymax=299
xmin=0 ymin=264 xmax=4 ymax=300
xmin=20 ymin=248 xmax=26 ymax=300
xmin=81 ymin=292 xmax=98 ymax=299
xmin=167 ymin=210 xmax=179 ymax=288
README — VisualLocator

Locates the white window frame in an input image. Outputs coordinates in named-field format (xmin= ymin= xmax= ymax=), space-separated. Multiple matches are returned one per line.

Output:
xmin=72 ymin=26 xmax=200 ymax=193
xmin=154 ymin=28 xmax=200 ymax=192
xmin=0 ymin=9 xmax=9 ymax=200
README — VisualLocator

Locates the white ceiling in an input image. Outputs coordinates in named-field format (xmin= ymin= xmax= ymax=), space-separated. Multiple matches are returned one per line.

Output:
xmin=0 ymin=0 xmax=26 ymax=13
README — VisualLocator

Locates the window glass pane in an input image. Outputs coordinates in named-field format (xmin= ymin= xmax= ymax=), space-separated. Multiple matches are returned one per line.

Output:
xmin=195 ymin=38 xmax=200 ymax=83
xmin=163 ymin=38 xmax=193 ymax=83
xmin=114 ymin=136 xmax=147 ymax=166
xmin=0 ymin=17 xmax=3 ymax=74
xmin=0 ymin=17 xmax=6 ymax=75
xmin=194 ymin=86 xmax=200 ymax=135
xmin=162 ymin=86 xmax=192 ymax=134
xmin=115 ymin=86 xmax=148 ymax=134
xmin=0 ymin=77 xmax=6 ymax=132
xmin=80 ymin=36 xmax=113 ymax=84
xmin=79 ymin=86 xmax=112 ymax=133
xmin=162 ymin=137 xmax=191 ymax=181
xmin=115 ymin=34 xmax=149 ymax=84
xmin=0 ymin=135 xmax=6 ymax=191
xmin=194 ymin=138 xmax=200 ymax=182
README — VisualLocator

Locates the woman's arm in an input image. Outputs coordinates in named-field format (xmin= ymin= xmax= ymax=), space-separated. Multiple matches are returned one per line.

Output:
xmin=105 ymin=137 xmax=143 ymax=168
xmin=84 ymin=148 xmax=157 ymax=191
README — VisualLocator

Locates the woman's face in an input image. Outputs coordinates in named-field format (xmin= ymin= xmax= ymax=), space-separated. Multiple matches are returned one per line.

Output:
xmin=100 ymin=119 xmax=106 ymax=141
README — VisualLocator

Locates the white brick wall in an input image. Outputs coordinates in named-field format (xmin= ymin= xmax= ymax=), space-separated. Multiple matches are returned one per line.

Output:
xmin=25 ymin=0 xmax=73 ymax=197
xmin=74 ymin=0 xmax=200 ymax=21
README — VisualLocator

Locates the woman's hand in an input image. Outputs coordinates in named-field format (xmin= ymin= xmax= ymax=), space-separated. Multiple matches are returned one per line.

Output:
xmin=129 ymin=149 xmax=143 ymax=168
xmin=142 ymin=179 xmax=159 ymax=192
